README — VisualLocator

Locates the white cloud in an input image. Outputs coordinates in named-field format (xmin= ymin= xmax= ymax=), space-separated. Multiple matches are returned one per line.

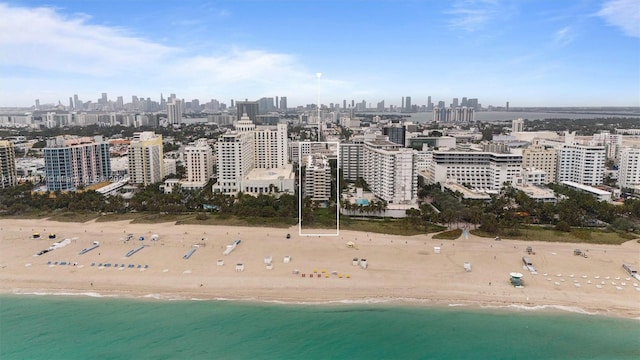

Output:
xmin=553 ymin=26 xmax=575 ymax=47
xmin=446 ymin=0 xmax=500 ymax=32
xmin=597 ymin=0 xmax=640 ymax=38
xmin=0 ymin=3 xmax=330 ymax=105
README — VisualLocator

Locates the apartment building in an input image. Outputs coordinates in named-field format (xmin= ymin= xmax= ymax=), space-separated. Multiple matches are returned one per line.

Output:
xmin=44 ymin=136 xmax=111 ymax=191
xmin=128 ymin=132 xmax=164 ymax=186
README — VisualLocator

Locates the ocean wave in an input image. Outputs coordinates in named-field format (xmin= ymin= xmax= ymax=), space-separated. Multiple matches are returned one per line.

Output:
xmin=12 ymin=290 xmax=118 ymax=298
xmin=481 ymin=304 xmax=598 ymax=316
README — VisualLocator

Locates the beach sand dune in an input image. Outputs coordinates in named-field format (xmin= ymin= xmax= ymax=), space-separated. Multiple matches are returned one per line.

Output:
xmin=1 ymin=218 xmax=639 ymax=318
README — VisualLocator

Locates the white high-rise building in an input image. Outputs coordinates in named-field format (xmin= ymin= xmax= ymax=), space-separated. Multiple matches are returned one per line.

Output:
xmin=363 ymin=136 xmax=417 ymax=204
xmin=304 ymin=154 xmax=331 ymax=202
xmin=184 ymin=139 xmax=213 ymax=184
xmin=619 ymin=147 xmax=640 ymax=190
xmin=167 ymin=99 xmax=183 ymax=126
xmin=590 ymin=131 xmax=623 ymax=160
xmin=429 ymin=149 xmax=522 ymax=190
xmin=254 ymin=123 xmax=288 ymax=169
xmin=512 ymin=118 xmax=524 ymax=133
xmin=128 ymin=132 xmax=164 ymax=186
xmin=213 ymin=131 xmax=254 ymax=194
xmin=557 ymin=144 xmax=606 ymax=186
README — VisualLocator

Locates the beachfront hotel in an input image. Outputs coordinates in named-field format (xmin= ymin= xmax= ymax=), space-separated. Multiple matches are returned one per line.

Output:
xmin=128 ymin=132 xmax=164 ymax=186
xmin=213 ymin=114 xmax=293 ymax=195
xmin=0 ymin=140 xmax=17 ymax=189
xmin=43 ymin=135 xmax=111 ymax=191
xmin=619 ymin=147 xmax=640 ymax=191
xmin=428 ymin=147 xmax=522 ymax=191
xmin=182 ymin=138 xmax=214 ymax=189
xmin=557 ymin=143 xmax=606 ymax=186
xmin=362 ymin=135 xmax=417 ymax=204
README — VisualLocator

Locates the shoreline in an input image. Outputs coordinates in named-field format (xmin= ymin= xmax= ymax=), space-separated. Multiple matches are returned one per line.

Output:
xmin=1 ymin=218 xmax=639 ymax=320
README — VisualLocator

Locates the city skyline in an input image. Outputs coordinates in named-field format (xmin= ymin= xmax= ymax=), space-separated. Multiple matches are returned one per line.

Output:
xmin=1 ymin=0 xmax=639 ymax=107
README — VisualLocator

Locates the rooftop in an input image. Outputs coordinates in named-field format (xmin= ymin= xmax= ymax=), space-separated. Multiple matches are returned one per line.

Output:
xmin=245 ymin=164 xmax=294 ymax=181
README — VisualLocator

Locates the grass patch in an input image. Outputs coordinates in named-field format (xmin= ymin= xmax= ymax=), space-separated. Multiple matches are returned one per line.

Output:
xmin=0 ymin=211 xmax=52 ymax=220
xmin=131 ymin=213 xmax=192 ymax=224
xmin=471 ymin=226 xmax=638 ymax=245
xmin=433 ymin=229 xmax=463 ymax=240
xmin=177 ymin=214 xmax=297 ymax=228
xmin=95 ymin=213 xmax=146 ymax=222
xmin=47 ymin=211 xmax=99 ymax=223
xmin=339 ymin=217 xmax=446 ymax=236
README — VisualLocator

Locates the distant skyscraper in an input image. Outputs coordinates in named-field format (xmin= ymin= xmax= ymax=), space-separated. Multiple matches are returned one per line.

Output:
xmin=427 ymin=96 xmax=433 ymax=110
xmin=44 ymin=136 xmax=111 ymax=191
xmin=512 ymin=118 xmax=524 ymax=133
xmin=128 ymin=132 xmax=164 ymax=186
xmin=343 ymin=99 xmax=347 ymax=109
xmin=100 ymin=92 xmax=108 ymax=104
xmin=73 ymin=94 xmax=79 ymax=109
xmin=506 ymin=101 xmax=509 ymax=111
xmin=405 ymin=96 xmax=412 ymax=112
xmin=280 ymin=96 xmax=287 ymax=110
xmin=402 ymin=97 xmax=405 ymax=111
xmin=35 ymin=99 xmax=40 ymax=109
xmin=257 ymin=97 xmax=275 ymax=114
xmin=231 ymin=99 xmax=235 ymax=108
xmin=167 ymin=99 xmax=183 ymax=126
xmin=236 ymin=100 xmax=259 ymax=122
xmin=452 ymin=98 xmax=459 ymax=108
xmin=0 ymin=140 xmax=17 ymax=189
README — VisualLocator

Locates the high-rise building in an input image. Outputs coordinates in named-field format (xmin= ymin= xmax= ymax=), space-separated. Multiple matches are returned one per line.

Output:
xmin=184 ymin=139 xmax=213 ymax=184
xmin=363 ymin=136 xmax=417 ymax=204
xmin=383 ymin=124 xmax=406 ymax=146
xmin=236 ymin=100 xmax=259 ymax=123
xmin=128 ymin=132 xmax=164 ymax=186
xmin=512 ymin=118 xmax=525 ymax=133
xmin=340 ymin=141 xmax=363 ymax=181
xmin=429 ymin=149 xmax=522 ymax=190
xmin=0 ymin=140 xmax=17 ymax=189
xmin=280 ymin=96 xmax=287 ymax=111
xmin=213 ymin=130 xmax=254 ymax=194
xmin=405 ymin=96 xmax=412 ymax=112
xmin=44 ymin=136 xmax=111 ymax=191
xmin=427 ymin=96 xmax=433 ymax=110
xmin=522 ymin=141 xmax=558 ymax=183
xmin=254 ymin=123 xmax=288 ymax=169
xmin=619 ymin=147 xmax=640 ymax=190
xmin=257 ymin=97 xmax=276 ymax=114
xmin=590 ymin=131 xmax=623 ymax=160
xmin=452 ymin=98 xmax=459 ymax=108
xmin=557 ymin=144 xmax=606 ymax=186
xmin=304 ymin=154 xmax=331 ymax=202
xmin=167 ymin=99 xmax=183 ymax=126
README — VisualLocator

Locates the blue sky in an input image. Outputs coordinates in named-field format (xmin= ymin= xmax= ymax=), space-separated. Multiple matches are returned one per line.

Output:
xmin=1 ymin=0 xmax=639 ymax=107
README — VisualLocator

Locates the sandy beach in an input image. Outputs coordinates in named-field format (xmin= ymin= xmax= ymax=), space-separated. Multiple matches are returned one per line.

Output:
xmin=1 ymin=218 xmax=639 ymax=319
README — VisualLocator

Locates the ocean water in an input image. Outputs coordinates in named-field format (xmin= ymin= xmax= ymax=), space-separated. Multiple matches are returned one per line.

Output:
xmin=1 ymin=295 xmax=638 ymax=360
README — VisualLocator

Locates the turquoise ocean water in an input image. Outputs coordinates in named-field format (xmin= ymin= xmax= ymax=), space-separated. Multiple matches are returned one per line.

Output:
xmin=1 ymin=295 xmax=638 ymax=359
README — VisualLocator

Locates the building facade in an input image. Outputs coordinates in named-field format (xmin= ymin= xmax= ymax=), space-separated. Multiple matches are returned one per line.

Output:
xmin=184 ymin=139 xmax=214 ymax=185
xmin=304 ymin=154 xmax=331 ymax=202
xmin=521 ymin=143 xmax=558 ymax=184
xmin=44 ymin=136 xmax=111 ymax=191
xmin=128 ymin=132 xmax=164 ymax=186
xmin=363 ymin=137 xmax=417 ymax=204
xmin=0 ymin=140 xmax=17 ymax=189
xmin=429 ymin=150 xmax=522 ymax=190
xmin=557 ymin=144 xmax=605 ymax=186
xmin=254 ymin=123 xmax=288 ymax=169
xmin=619 ymin=147 xmax=640 ymax=190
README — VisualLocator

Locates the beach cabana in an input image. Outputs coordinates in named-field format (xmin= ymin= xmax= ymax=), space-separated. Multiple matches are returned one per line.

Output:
xmin=217 ymin=259 xmax=224 ymax=266
xmin=434 ymin=246 xmax=441 ymax=254
xmin=235 ymin=263 xmax=244 ymax=272
xmin=360 ymin=259 xmax=368 ymax=270
xmin=264 ymin=256 xmax=272 ymax=264
xmin=283 ymin=256 xmax=291 ymax=263
xmin=352 ymin=258 xmax=359 ymax=266
xmin=464 ymin=262 xmax=472 ymax=272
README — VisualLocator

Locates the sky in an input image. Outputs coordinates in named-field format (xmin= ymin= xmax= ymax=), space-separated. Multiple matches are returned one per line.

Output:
xmin=0 ymin=0 xmax=639 ymax=108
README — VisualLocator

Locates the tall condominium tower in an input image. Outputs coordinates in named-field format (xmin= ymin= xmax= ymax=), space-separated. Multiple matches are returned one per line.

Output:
xmin=619 ymin=147 xmax=640 ymax=190
xmin=184 ymin=139 xmax=214 ymax=184
xmin=304 ymin=154 xmax=331 ymax=202
xmin=363 ymin=136 xmax=417 ymax=204
xmin=557 ymin=144 xmax=606 ymax=186
xmin=254 ymin=123 xmax=288 ymax=169
xmin=167 ymin=99 xmax=183 ymax=126
xmin=512 ymin=118 xmax=525 ymax=133
xmin=44 ymin=136 xmax=111 ymax=191
xmin=522 ymin=141 xmax=558 ymax=183
xmin=128 ymin=132 xmax=164 ymax=186
xmin=0 ymin=140 xmax=17 ymax=189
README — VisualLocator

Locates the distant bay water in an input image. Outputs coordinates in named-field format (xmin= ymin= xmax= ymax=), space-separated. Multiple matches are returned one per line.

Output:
xmin=1 ymin=295 xmax=638 ymax=359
